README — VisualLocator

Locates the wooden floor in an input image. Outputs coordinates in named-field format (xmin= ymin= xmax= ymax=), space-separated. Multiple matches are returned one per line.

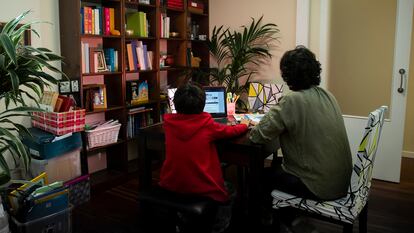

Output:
xmin=72 ymin=176 xmax=414 ymax=233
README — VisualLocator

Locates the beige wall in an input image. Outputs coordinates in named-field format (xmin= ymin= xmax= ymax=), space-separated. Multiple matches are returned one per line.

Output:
xmin=404 ymin=15 xmax=414 ymax=153
xmin=327 ymin=0 xmax=396 ymax=117
xmin=309 ymin=0 xmax=320 ymax=58
xmin=209 ymin=0 xmax=297 ymax=84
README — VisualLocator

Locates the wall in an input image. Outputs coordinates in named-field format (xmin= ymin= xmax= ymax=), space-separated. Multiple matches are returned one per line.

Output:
xmin=0 ymin=0 xmax=61 ymax=127
xmin=0 ymin=0 xmax=61 ymax=59
xmin=0 ymin=1 xmax=61 ymax=168
xmin=209 ymin=0 xmax=297 ymax=84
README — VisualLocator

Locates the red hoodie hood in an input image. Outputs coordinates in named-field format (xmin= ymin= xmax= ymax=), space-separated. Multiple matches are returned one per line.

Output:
xmin=163 ymin=112 xmax=213 ymax=141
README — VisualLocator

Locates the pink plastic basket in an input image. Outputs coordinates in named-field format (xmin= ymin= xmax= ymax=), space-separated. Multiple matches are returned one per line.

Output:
xmin=86 ymin=123 xmax=121 ymax=149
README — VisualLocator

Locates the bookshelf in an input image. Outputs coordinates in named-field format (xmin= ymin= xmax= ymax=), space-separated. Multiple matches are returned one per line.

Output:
xmin=59 ymin=0 xmax=209 ymax=190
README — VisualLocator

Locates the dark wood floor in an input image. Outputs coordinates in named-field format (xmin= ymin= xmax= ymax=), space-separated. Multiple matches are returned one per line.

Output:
xmin=72 ymin=175 xmax=414 ymax=233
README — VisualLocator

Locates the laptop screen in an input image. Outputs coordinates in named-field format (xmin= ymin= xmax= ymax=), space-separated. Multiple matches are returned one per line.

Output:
xmin=167 ymin=86 xmax=227 ymax=118
xmin=203 ymin=86 xmax=227 ymax=118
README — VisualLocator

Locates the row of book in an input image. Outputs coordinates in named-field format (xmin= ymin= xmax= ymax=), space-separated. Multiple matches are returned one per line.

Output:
xmin=81 ymin=42 xmax=119 ymax=74
xmin=40 ymin=91 xmax=76 ymax=113
xmin=127 ymin=108 xmax=154 ymax=138
xmin=126 ymin=11 xmax=149 ymax=37
xmin=160 ymin=13 xmax=171 ymax=38
xmin=81 ymin=6 xmax=115 ymax=35
xmin=126 ymin=40 xmax=154 ymax=71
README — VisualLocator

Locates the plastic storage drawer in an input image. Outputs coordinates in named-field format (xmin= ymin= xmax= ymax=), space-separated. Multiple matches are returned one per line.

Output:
xmin=11 ymin=206 xmax=72 ymax=233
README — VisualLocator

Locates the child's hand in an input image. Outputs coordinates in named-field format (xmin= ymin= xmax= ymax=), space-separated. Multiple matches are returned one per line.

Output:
xmin=240 ymin=119 xmax=251 ymax=127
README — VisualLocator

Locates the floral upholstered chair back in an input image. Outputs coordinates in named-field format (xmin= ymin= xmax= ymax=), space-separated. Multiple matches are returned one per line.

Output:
xmin=348 ymin=106 xmax=387 ymax=215
xmin=248 ymin=83 xmax=283 ymax=113
xmin=271 ymin=106 xmax=387 ymax=224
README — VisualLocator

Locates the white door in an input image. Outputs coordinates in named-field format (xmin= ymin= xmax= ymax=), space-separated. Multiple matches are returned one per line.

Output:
xmin=298 ymin=0 xmax=413 ymax=182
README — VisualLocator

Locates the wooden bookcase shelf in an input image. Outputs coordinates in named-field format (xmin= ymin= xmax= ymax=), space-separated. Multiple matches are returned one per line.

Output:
xmin=59 ymin=0 xmax=209 ymax=191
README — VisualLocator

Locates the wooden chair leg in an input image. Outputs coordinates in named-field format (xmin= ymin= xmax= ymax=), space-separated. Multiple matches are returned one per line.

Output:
xmin=358 ymin=203 xmax=368 ymax=233
xmin=343 ymin=223 xmax=353 ymax=233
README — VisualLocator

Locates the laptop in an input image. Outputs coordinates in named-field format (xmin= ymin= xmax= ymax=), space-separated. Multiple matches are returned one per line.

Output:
xmin=167 ymin=86 xmax=231 ymax=124
xmin=203 ymin=86 xmax=227 ymax=118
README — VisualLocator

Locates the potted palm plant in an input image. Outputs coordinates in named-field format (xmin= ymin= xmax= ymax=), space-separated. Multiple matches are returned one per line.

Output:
xmin=206 ymin=16 xmax=280 ymax=111
xmin=0 ymin=11 xmax=65 ymax=184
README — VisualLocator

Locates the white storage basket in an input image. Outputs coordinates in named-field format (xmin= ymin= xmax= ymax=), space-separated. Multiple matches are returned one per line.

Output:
xmin=86 ymin=123 xmax=121 ymax=149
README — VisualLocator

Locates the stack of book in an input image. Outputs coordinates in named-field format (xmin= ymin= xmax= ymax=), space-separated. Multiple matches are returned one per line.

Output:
xmin=167 ymin=0 xmax=183 ymax=9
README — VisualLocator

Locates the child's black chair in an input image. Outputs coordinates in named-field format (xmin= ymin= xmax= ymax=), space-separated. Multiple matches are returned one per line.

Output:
xmin=138 ymin=186 xmax=218 ymax=233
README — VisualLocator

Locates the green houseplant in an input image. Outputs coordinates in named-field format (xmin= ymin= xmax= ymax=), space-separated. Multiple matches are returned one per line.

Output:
xmin=0 ymin=11 xmax=65 ymax=184
xmin=201 ymin=16 xmax=280 ymax=111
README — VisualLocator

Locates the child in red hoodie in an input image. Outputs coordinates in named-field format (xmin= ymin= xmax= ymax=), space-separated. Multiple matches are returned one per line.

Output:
xmin=160 ymin=83 xmax=248 ymax=232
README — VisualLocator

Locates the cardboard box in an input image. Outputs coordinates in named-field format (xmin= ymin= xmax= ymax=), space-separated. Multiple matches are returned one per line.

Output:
xmin=28 ymin=149 xmax=82 ymax=183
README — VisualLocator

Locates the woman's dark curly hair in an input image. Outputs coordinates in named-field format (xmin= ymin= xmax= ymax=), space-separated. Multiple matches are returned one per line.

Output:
xmin=280 ymin=46 xmax=321 ymax=91
xmin=173 ymin=82 xmax=206 ymax=114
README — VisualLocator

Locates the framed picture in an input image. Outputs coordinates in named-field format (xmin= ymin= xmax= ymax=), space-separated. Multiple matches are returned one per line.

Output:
xmin=95 ymin=49 xmax=108 ymax=72
xmin=84 ymin=84 xmax=107 ymax=111
xmin=92 ymin=85 xmax=107 ymax=110
xmin=0 ymin=22 xmax=31 ymax=45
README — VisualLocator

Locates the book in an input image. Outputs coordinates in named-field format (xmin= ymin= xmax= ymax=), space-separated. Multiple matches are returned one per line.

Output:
xmin=54 ymin=97 xmax=63 ymax=112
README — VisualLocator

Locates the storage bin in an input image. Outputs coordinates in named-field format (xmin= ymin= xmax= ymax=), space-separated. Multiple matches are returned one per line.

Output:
xmin=22 ymin=128 xmax=82 ymax=159
xmin=86 ymin=123 xmax=121 ymax=149
xmin=32 ymin=109 xmax=85 ymax=135
xmin=64 ymin=175 xmax=90 ymax=207
xmin=11 ymin=205 xmax=72 ymax=233
xmin=28 ymin=149 xmax=81 ymax=183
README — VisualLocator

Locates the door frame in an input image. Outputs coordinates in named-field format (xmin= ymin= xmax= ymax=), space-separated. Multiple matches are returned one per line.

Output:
xmin=297 ymin=0 xmax=413 ymax=182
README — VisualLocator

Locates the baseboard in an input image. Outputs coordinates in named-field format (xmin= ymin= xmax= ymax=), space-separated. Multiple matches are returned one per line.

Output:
xmin=402 ymin=151 xmax=414 ymax=159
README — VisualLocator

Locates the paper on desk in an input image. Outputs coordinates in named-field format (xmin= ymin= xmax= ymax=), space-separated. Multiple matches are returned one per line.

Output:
xmin=233 ymin=114 xmax=264 ymax=123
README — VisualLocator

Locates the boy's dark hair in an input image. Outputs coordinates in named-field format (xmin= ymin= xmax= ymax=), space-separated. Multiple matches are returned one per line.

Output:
xmin=173 ymin=83 xmax=206 ymax=114
xmin=280 ymin=45 xmax=321 ymax=91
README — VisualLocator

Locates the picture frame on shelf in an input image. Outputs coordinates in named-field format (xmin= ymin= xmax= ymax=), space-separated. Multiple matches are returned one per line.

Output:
xmin=84 ymin=84 xmax=107 ymax=111
xmin=92 ymin=85 xmax=107 ymax=110
xmin=96 ymin=49 xmax=108 ymax=72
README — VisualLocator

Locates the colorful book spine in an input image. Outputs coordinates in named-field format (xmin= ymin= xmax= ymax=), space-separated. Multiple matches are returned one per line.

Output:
xmin=104 ymin=7 xmax=110 ymax=35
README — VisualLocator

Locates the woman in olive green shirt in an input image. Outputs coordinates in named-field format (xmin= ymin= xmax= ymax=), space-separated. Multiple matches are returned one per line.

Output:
xmin=249 ymin=46 xmax=352 ymax=202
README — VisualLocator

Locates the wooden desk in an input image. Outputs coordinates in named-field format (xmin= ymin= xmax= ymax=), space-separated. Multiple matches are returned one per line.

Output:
xmin=138 ymin=123 xmax=278 ymax=224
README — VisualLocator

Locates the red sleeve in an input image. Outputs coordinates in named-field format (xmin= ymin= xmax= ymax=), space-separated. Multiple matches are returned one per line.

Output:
xmin=209 ymin=122 xmax=248 ymax=140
